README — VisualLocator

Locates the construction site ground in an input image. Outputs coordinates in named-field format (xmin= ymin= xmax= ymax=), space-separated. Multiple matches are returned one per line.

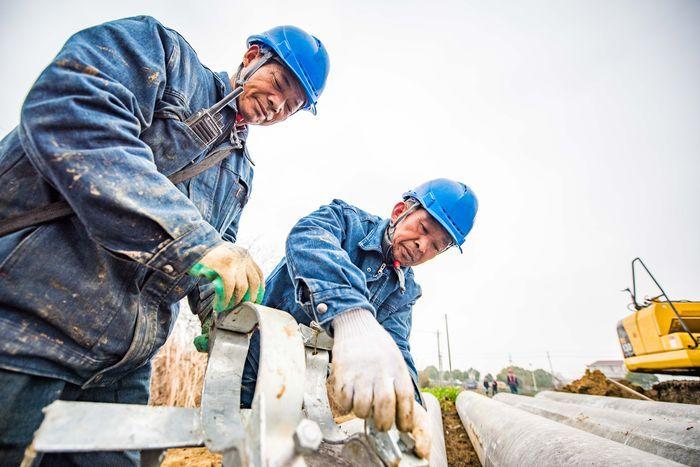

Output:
xmin=561 ymin=369 xmax=700 ymax=404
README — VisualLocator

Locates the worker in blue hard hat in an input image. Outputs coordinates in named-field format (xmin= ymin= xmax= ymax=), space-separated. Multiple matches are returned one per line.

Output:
xmin=239 ymin=178 xmax=479 ymax=460
xmin=0 ymin=16 xmax=329 ymax=465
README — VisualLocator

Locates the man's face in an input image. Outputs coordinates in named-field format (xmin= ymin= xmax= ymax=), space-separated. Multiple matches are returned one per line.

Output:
xmin=390 ymin=202 xmax=453 ymax=267
xmin=235 ymin=45 xmax=307 ymax=126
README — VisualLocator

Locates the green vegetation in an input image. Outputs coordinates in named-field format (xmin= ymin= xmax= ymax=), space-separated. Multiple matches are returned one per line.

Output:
xmin=423 ymin=385 xmax=461 ymax=402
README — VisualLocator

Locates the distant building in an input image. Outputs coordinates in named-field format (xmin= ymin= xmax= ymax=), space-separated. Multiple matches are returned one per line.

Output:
xmin=587 ymin=360 xmax=626 ymax=379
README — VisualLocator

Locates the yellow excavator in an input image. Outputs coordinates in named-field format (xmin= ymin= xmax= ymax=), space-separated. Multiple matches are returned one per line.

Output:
xmin=617 ymin=258 xmax=700 ymax=376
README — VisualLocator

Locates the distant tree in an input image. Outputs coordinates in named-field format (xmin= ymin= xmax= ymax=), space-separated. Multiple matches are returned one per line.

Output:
xmin=533 ymin=369 xmax=555 ymax=389
xmin=496 ymin=366 xmax=555 ymax=391
xmin=625 ymin=372 xmax=659 ymax=389
xmin=483 ymin=373 xmax=493 ymax=383
xmin=496 ymin=366 xmax=529 ymax=384
xmin=423 ymin=365 xmax=439 ymax=380
xmin=467 ymin=367 xmax=481 ymax=382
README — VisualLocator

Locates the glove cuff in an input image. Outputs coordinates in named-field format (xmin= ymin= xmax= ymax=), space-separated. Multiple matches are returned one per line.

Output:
xmin=332 ymin=308 xmax=379 ymax=339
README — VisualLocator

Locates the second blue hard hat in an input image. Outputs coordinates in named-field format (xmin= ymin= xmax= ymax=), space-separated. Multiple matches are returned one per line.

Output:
xmin=247 ymin=25 xmax=330 ymax=115
xmin=404 ymin=178 xmax=478 ymax=252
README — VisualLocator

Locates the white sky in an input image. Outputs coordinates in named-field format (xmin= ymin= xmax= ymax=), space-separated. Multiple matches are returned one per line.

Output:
xmin=1 ymin=0 xmax=698 ymax=379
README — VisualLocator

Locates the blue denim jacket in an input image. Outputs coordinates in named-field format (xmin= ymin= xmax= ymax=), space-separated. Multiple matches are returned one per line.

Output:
xmin=261 ymin=199 xmax=422 ymax=387
xmin=0 ymin=16 xmax=253 ymax=387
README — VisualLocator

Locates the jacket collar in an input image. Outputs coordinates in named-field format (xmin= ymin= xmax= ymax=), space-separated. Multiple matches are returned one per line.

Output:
xmin=215 ymin=72 xmax=237 ymax=109
xmin=215 ymin=71 xmax=249 ymax=144
xmin=358 ymin=218 xmax=390 ymax=255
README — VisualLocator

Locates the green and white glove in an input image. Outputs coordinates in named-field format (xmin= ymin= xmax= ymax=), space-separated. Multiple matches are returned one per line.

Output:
xmin=188 ymin=242 xmax=265 ymax=352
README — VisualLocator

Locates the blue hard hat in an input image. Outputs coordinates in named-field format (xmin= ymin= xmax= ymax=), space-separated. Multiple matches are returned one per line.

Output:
xmin=247 ymin=26 xmax=330 ymax=115
xmin=404 ymin=178 xmax=478 ymax=252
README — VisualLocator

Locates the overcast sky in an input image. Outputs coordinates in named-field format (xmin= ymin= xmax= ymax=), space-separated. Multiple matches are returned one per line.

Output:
xmin=1 ymin=0 xmax=698 ymax=379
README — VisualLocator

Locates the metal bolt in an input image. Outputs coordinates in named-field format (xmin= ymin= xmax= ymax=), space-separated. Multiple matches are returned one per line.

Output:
xmin=293 ymin=419 xmax=322 ymax=454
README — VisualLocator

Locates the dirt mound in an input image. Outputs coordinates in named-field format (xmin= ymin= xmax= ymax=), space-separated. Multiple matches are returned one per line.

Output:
xmin=560 ymin=370 xmax=642 ymax=398
xmin=648 ymin=380 xmax=700 ymax=404
xmin=561 ymin=370 xmax=700 ymax=405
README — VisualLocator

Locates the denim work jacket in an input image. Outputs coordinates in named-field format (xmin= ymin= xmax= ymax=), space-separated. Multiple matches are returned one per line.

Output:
xmin=0 ymin=16 xmax=253 ymax=387
xmin=262 ymin=200 xmax=423 ymax=388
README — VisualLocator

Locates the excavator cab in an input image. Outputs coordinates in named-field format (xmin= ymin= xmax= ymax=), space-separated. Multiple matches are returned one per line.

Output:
xmin=617 ymin=258 xmax=700 ymax=376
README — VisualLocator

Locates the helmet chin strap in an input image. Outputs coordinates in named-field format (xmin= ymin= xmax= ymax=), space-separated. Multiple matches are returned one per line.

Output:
xmin=383 ymin=203 xmax=420 ymax=294
xmin=384 ymin=203 xmax=419 ymax=263
xmin=234 ymin=49 xmax=275 ymax=87
xmin=384 ymin=202 xmax=454 ymax=268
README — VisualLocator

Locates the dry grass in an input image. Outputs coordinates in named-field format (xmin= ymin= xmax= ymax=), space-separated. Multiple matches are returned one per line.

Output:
xmin=149 ymin=304 xmax=208 ymax=408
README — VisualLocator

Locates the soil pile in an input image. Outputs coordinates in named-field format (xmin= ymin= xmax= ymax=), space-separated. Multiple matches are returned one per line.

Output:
xmin=560 ymin=369 xmax=642 ymax=398
xmin=561 ymin=370 xmax=700 ymax=404
xmin=440 ymin=399 xmax=480 ymax=467
xmin=648 ymin=380 xmax=700 ymax=404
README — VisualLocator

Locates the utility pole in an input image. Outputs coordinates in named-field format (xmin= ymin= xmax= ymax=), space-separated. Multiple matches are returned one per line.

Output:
xmin=529 ymin=363 xmax=538 ymax=392
xmin=508 ymin=353 xmax=513 ymax=365
xmin=444 ymin=314 xmax=453 ymax=384
xmin=436 ymin=330 xmax=443 ymax=385
xmin=546 ymin=351 xmax=557 ymax=388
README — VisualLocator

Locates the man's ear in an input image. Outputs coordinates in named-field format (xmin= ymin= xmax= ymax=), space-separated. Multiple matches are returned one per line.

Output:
xmin=391 ymin=201 xmax=407 ymax=223
xmin=241 ymin=44 xmax=261 ymax=67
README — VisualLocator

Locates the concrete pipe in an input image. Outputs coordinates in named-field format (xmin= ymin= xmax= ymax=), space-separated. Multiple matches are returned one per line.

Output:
xmin=456 ymin=391 xmax=683 ymax=466
xmin=421 ymin=392 xmax=448 ymax=467
xmin=495 ymin=392 xmax=699 ymax=466
xmin=536 ymin=390 xmax=700 ymax=423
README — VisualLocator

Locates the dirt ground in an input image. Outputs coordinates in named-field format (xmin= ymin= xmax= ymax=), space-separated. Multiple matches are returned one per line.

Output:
xmin=440 ymin=399 xmax=481 ymax=467
xmin=646 ymin=380 xmax=700 ymax=404
xmin=560 ymin=369 xmax=700 ymax=404
xmin=160 ymin=448 xmax=221 ymax=467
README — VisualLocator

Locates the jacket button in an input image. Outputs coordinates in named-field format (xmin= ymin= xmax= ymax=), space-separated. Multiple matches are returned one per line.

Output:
xmin=367 ymin=267 xmax=371 ymax=272
xmin=163 ymin=264 xmax=174 ymax=274
xmin=316 ymin=303 xmax=328 ymax=314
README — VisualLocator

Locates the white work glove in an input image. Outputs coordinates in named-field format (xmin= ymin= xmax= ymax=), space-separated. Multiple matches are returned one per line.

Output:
xmin=330 ymin=308 xmax=431 ymax=459
xmin=190 ymin=242 xmax=264 ymax=311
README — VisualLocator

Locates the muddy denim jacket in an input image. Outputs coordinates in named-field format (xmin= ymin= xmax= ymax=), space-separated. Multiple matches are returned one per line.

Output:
xmin=261 ymin=200 xmax=423 ymax=389
xmin=0 ymin=16 xmax=253 ymax=387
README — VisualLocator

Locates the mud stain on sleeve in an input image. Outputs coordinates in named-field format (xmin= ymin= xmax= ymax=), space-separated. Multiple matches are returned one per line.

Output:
xmin=55 ymin=58 xmax=100 ymax=76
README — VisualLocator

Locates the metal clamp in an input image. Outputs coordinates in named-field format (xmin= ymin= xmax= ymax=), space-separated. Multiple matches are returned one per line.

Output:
xmin=25 ymin=303 xmax=317 ymax=467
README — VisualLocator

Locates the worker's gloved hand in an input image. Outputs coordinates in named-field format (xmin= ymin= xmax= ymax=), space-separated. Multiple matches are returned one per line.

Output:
xmin=189 ymin=242 xmax=264 ymax=311
xmin=330 ymin=308 xmax=430 ymax=459
xmin=188 ymin=242 xmax=264 ymax=352
xmin=411 ymin=399 xmax=431 ymax=459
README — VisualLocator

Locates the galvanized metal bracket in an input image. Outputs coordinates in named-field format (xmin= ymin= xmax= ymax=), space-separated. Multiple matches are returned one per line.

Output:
xmin=24 ymin=303 xmax=313 ymax=467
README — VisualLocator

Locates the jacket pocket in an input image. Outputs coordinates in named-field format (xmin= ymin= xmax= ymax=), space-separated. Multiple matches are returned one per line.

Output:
xmin=0 ymin=220 xmax=127 ymax=351
xmin=0 ymin=224 xmax=44 ymax=272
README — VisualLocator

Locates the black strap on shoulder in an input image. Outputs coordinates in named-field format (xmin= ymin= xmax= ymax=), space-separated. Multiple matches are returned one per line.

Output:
xmin=0 ymin=147 xmax=235 ymax=237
